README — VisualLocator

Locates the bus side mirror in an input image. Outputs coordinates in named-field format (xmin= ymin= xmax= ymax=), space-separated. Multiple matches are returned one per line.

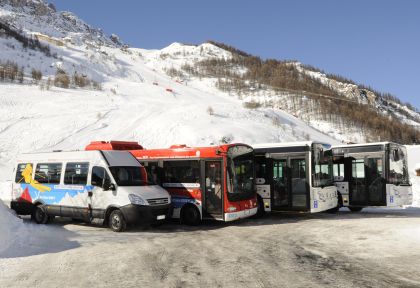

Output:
xmin=392 ymin=150 xmax=400 ymax=161
xmin=103 ymin=180 xmax=115 ymax=191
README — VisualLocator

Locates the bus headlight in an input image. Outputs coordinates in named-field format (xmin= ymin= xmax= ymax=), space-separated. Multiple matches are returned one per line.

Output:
xmin=128 ymin=194 xmax=147 ymax=206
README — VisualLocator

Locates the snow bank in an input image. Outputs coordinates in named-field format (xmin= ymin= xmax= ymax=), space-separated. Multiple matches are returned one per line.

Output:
xmin=0 ymin=199 xmax=23 ymax=255
xmin=406 ymin=145 xmax=420 ymax=207
xmin=0 ymin=181 xmax=12 ymax=206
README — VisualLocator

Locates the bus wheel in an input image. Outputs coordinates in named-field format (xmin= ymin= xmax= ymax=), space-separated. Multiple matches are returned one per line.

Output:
xmin=33 ymin=205 xmax=49 ymax=224
xmin=109 ymin=210 xmax=127 ymax=232
xmin=181 ymin=205 xmax=201 ymax=226
xmin=349 ymin=206 xmax=363 ymax=212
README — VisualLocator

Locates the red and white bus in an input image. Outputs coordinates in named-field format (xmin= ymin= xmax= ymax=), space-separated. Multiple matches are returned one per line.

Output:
xmin=86 ymin=141 xmax=258 ymax=225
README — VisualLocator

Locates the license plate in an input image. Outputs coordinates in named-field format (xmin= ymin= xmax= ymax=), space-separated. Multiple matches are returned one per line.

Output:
xmin=157 ymin=215 xmax=166 ymax=220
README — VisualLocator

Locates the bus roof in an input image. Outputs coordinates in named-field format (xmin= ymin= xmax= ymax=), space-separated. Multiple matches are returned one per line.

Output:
xmin=252 ymin=141 xmax=330 ymax=149
xmin=85 ymin=140 xmax=143 ymax=151
xmin=130 ymin=143 xmax=253 ymax=160
xmin=17 ymin=150 xmax=141 ymax=167
xmin=332 ymin=142 xmax=405 ymax=156
xmin=332 ymin=142 xmax=400 ymax=149
xmin=252 ymin=141 xmax=331 ymax=154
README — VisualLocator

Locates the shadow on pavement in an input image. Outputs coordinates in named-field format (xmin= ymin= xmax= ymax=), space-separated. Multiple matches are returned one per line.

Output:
xmin=0 ymin=217 xmax=80 ymax=259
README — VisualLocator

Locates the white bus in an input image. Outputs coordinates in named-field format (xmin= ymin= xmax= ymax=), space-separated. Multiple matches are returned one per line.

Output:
xmin=253 ymin=142 xmax=338 ymax=214
xmin=10 ymin=150 xmax=171 ymax=232
xmin=332 ymin=142 xmax=412 ymax=211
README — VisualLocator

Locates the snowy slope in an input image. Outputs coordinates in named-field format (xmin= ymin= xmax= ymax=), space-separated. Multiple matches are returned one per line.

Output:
xmin=0 ymin=1 xmax=339 ymax=192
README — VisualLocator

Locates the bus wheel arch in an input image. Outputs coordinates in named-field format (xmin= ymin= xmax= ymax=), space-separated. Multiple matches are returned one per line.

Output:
xmin=180 ymin=204 xmax=201 ymax=226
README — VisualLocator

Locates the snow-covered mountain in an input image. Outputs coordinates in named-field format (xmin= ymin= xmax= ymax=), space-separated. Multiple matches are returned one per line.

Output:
xmin=0 ymin=0 xmax=341 ymax=185
xmin=0 ymin=0 xmax=418 ymax=188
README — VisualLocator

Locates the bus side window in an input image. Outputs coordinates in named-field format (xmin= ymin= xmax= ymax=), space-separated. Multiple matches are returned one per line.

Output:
xmin=91 ymin=166 xmax=110 ymax=188
xmin=142 ymin=162 xmax=163 ymax=185
xmin=64 ymin=162 xmax=89 ymax=185
xmin=34 ymin=163 xmax=62 ymax=184
xmin=333 ymin=163 xmax=344 ymax=181
xmin=162 ymin=161 xmax=200 ymax=184
xmin=15 ymin=163 xmax=33 ymax=183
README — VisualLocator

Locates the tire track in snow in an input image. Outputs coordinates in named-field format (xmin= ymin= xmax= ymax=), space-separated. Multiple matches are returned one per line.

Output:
xmin=39 ymin=107 xmax=118 ymax=150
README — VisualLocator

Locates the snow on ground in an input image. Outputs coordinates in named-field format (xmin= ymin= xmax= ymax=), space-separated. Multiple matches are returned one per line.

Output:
xmin=2 ymin=209 xmax=420 ymax=287
xmin=0 ymin=200 xmax=79 ymax=259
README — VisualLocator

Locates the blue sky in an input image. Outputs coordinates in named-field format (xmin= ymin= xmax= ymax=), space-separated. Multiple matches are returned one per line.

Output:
xmin=51 ymin=0 xmax=420 ymax=109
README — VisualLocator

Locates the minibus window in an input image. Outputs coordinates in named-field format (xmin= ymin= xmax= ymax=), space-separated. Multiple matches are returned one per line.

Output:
xmin=15 ymin=163 xmax=32 ymax=183
xmin=34 ymin=163 xmax=62 ymax=184
xmin=64 ymin=162 xmax=89 ymax=185
xmin=92 ymin=166 xmax=110 ymax=188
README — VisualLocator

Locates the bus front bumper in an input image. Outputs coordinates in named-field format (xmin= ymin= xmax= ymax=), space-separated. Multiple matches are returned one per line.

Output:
xmin=120 ymin=204 xmax=171 ymax=224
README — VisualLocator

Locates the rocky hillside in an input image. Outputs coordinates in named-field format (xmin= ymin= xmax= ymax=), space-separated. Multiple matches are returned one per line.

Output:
xmin=171 ymin=41 xmax=420 ymax=144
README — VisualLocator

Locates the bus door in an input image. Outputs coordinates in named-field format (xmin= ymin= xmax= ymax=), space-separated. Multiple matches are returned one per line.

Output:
xmin=350 ymin=157 xmax=367 ymax=205
xmin=290 ymin=157 xmax=308 ymax=209
xmin=366 ymin=156 xmax=385 ymax=205
xmin=350 ymin=155 xmax=385 ymax=206
xmin=271 ymin=159 xmax=288 ymax=209
xmin=202 ymin=161 xmax=223 ymax=219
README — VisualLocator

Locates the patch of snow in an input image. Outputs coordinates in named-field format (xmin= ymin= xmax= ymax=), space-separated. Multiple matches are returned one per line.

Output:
xmin=406 ymin=145 xmax=420 ymax=207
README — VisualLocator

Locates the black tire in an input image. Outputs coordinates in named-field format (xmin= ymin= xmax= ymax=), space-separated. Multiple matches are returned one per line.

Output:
xmin=32 ymin=205 xmax=49 ymax=224
xmin=348 ymin=206 xmax=363 ymax=212
xmin=71 ymin=218 xmax=84 ymax=223
xmin=181 ymin=205 xmax=201 ymax=226
xmin=255 ymin=196 xmax=266 ymax=218
xmin=109 ymin=210 xmax=127 ymax=232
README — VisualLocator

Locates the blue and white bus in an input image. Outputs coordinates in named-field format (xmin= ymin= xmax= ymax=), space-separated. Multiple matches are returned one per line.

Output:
xmin=11 ymin=150 xmax=171 ymax=231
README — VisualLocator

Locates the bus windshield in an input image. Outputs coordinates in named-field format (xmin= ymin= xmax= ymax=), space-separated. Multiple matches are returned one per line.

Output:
xmin=109 ymin=166 xmax=155 ymax=186
xmin=227 ymin=146 xmax=254 ymax=201
xmin=312 ymin=144 xmax=334 ymax=187
xmin=389 ymin=145 xmax=410 ymax=185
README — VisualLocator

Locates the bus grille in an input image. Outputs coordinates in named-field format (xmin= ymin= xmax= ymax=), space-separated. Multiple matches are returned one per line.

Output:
xmin=147 ymin=198 xmax=169 ymax=206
